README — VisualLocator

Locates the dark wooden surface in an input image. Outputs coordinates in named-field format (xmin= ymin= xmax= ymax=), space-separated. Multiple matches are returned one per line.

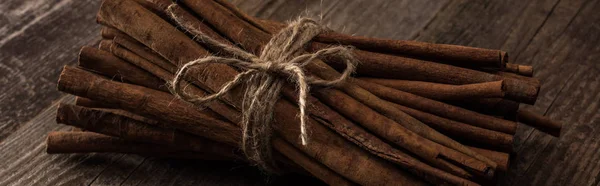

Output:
xmin=1 ymin=0 xmax=599 ymax=185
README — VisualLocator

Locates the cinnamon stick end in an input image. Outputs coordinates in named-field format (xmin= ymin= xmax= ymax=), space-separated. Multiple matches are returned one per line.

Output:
xmin=517 ymin=109 xmax=562 ymax=137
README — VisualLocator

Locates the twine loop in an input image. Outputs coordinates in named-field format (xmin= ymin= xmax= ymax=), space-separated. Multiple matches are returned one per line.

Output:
xmin=169 ymin=17 xmax=357 ymax=172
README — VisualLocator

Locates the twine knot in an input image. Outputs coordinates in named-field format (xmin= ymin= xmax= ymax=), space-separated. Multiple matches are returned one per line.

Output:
xmin=169 ymin=17 xmax=357 ymax=172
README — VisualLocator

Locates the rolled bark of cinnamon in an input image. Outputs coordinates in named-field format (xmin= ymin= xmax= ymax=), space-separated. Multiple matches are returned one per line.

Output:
xmin=47 ymin=131 xmax=232 ymax=160
xmin=101 ymin=27 xmax=174 ymax=72
xmin=517 ymin=109 xmax=562 ymax=137
xmin=315 ymin=32 xmax=508 ymax=70
xmin=468 ymin=146 xmax=510 ymax=172
xmin=214 ymin=0 xmax=537 ymax=105
xmin=60 ymin=64 xmax=428 ymax=186
xmin=353 ymin=79 xmax=518 ymax=134
xmin=359 ymin=78 xmax=505 ymax=101
xmin=448 ymin=98 xmax=520 ymax=121
xmin=505 ymin=63 xmax=534 ymax=77
xmin=391 ymin=103 xmax=514 ymax=151
xmin=179 ymin=0 xmax=496 ymax=177
xmin=107 ymin=44 xmax=457 ymax=185
xmin=75 ymin=96 xmax=118 ymax=109
xmin=112 ymin=35 xmax=176 ymax=72
xmin=107 ymin=22 xmax=478 ymax=185
xmin=60 ymin=66 xmax=359 ymax=185
xmin=106 ymin=38 xmax=513 ymax=151
xmin=98 ymin=39 xmax=112 ymax=51
xmin=99 ymin=1 xmax=487 ymax=184
xmin=358 ymin=78 xmax=520 ymax=120
xmin=496 ymin=71 xmax=540 ymax=87
xmin=318 ymin=45 xmax=539 ymax=105
xmin=78 ymin=46 xmax=168 ymax=92
xmin=212 ymin=0 xmax=507 ymax=70
xmin=59 ymin=66 xmax=241 ymax=146
xmin=101 ymin=26 xmax=129 ymax=40
xmin=56 ymin=103 xmax=240 ymax=157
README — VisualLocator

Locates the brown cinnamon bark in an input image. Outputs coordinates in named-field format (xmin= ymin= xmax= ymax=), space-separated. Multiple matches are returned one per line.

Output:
xmin=354 ymin=79 xmax=518 ymax=134
xmin=359 ymin=78 xmax=505 ymax=101
xmin=110 ymin=25 xmax=475 ymax=185
xmin=181 ymin=0 xmax=496 ymax=178
xmin=319 ymin=43 xmax=538 ymax=104
xmin=99 ymin=1 xmax=488 ymax=184
xmin=468 ymin=147 xmax=510 ymax=172
xmin=113 ymin=35 xmax=512 ymax=152
xmin=505 ymin=63 xmax=534 ymax=77
xmin=60 ymin=64 xmax=423 ymax=186
xmin=358 ymin=77 xmax=520 ymax=120
xmin=46 ymin=131 xmax=231 ymax=160
xmin=517 ymin=109 xmax=562 ymax=137
xmin=56 ymin=103 xmax=241 ymax=158
xmin=101 ymin=26 xmax=128 ymax=40
xmin=78 ymin=46 xmax=168 ymax=92
xmin=112 ymin=35 xmax=176 ymax=72
xmin=214 ymin=0 xmax=538 ymax=105
xmin=101 ymin=27 xmax=175 ymax=72
xmin=59 ymin=66 xmax=241 ymax=146
xmin=98 ymin=44 xmax=382 ymax=185
xmin=391 ymin=102 xmax=514 ymax=151
xmin=75 ymin=96 xmax=117 ymax=109
xmin=448 ymin=98 xmax=520 ymax=121
xmin=317 ymin=32 xmax=508 ymax=70
xmin=496 ymin=71 xmax=540 ymax=87
xmin=98 ymin=39 xmax=112 ymax=51
xmin=212 ymin=0 xmax=507 ymax=70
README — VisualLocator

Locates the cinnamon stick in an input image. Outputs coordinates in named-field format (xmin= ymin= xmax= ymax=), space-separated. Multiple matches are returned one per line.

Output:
xmin=391 ymin=102 xmax=514 ymax=151
xmin=213 ymin=0 xmax=538 ymax=105
xmin=47 ymin=131 xmax=232 ymax=160
xmin=212 ymin=0 xmax=507 ymax=70
xmin=75 ymin=96 xmax=117 ymax=109
xmin=110 ymin=35 xmax=513 ymax=152
xmin=59 ymin=63 xmax=424 ymax=185
xmin=180 ymin=0 xmax=496 ymax=178
xmin=318 ymin=32 xmax=508 ymax=70
xmin=354 ymin=79 xmax=518 ymax=134
xmin=448 ymin=98 xmax=520 ymax=121
xmin=112 ymin=35 xmax=176 ymax=72
xmin=468 ymin=147 xmax=510 ymax=172
xmin=359 ymin=78 xmax=505 ymax=101
xmin=57 ymin=103 xmax=240 ymax=157
xmin=496 ymin=71 xmax=540 ymax=87
xmin=359 ymin=78 xmax=520 ymax=120
xmin=505 ymin=63 xmax=534 ymax=77
xmin=78 ymin=46 xmax=168 ymax=92
xmin=100 ymin=1 xmax=483 ymax=184
xmin=98 ymin=39 xmax=112 ymax=51
xmin=59 ymin=66 xmax=241 ymax=146
xmin=108 ymin=22 xmax=474 ymax=184
xmin=517 ymin=109 xmax=562 ymax=137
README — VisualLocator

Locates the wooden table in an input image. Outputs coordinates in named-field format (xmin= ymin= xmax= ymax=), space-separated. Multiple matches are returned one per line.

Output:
xmin=1 ymin=0 xmax=599 ymax=185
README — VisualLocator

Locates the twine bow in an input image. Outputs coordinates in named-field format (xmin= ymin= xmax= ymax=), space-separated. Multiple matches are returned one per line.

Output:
xmin=169 ymin=15 xmax=357 ymax=171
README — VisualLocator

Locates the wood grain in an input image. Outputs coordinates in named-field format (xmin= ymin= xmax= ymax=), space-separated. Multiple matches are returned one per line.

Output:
xmin=1 ymin=0 xmax=600 ymax=185
xmin=0 ymin=0 xmax=101 ymax=141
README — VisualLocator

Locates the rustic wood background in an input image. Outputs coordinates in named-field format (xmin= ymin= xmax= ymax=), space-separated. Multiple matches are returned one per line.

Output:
xmin=1 ymin=0 xmax=599 ymax=185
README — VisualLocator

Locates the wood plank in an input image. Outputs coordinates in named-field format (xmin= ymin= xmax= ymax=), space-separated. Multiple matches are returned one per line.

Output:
xmin=4 ymin=0 xmax=600 ymax=185
xmin=0 ymin=0 xmax=101 ymax=141
xmin=400 ymin=1 xmax=600 ymax=185
xmin=231 ymin=0 xmax=449 ymax=40
xmin=89 ymin=155 xmax=147 ymax=186
xmin=0 ymin=96 xmax=125 ymax=186
xmin=511 ymin=64 xmax=600 ymax=186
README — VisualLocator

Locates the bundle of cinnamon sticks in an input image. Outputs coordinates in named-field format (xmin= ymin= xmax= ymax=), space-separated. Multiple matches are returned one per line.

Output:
xmin=47 ymin=0 xmax=563 ymax=185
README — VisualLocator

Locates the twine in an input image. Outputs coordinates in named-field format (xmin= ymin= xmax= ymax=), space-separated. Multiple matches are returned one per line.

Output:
xmin=168 ymin=9 xmax=357 ymax=172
